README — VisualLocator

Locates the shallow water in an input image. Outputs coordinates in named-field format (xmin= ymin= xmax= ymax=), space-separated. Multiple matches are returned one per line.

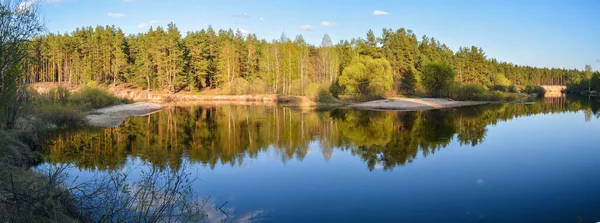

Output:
xmin=41 ymin=97 xmax=600 ymax=222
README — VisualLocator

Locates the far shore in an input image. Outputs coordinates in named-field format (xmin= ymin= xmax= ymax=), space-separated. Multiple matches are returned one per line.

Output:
xmin=35 ymin=83 xmax=496 ymax=128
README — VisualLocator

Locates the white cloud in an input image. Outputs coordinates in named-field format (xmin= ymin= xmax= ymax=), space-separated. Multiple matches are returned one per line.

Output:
xmin=237 ymin=28 xmax=250 ymax=35
xmin=108 ymin=12 xmax=126 ymax=18
xmin=233 ymin=13 xmax=250 ymax=18
xmin=320 ymin=21 xmax=336 ymax=26
xmin=299 ymin=25 xmax=315 ymax=31
xmin=138 ymin=20 xmax=163 ymax=29
xmin=260 ymin=17 xmax=265 ymax=22
xmin=16 ymin=0 xmax=35 ymax=13
xmin=373 ymin=10 xmax=389 ymax=15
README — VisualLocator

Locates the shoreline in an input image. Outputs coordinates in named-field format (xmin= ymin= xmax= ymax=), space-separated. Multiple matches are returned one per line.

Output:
xmin=348 ymin=98 xmax=489 ymax=111
xmin=86 ymin=102 xmax=165 ymax=128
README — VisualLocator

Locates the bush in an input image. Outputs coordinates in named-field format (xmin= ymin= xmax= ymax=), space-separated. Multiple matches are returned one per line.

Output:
xmin=304 ymin=83 xmax=321 ymax=99
xmin=421 ymin=63 xmax=456 ymax=97
xmin=453 ymin=83 xmax=486 ymax=100
xmin=329 ymin=80 xmax=343 ymax=98
xmin=35 ymin=104 xmax=85 ymax=128
xmin=490 ymin=85 xmax=508 ymax=92
xmin=522 ymin=85 xmax=546 ymax=98
xmin=69 ymin=86 xmax=123 ymax=109
xmin=0 ymin=165 xmax=80 ymax=223
xmin=339 ymin=56 xmax=393 ymax=99
xmin=304 ymin=83 xmax=337 ymax=103
xmin=35 ymin=86 xmax=70 ymax=105
xmin=225 ymin=78 xmax=250 ymax=95
xmin=316 ymin=85 xmax=337 ymax=103
xmin=249 ymin=78 xmax=269 ymax=94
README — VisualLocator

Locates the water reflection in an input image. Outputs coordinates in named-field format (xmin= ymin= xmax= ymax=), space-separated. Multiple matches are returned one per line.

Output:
xmin=42 ymin=96 xmax=600 ymax=172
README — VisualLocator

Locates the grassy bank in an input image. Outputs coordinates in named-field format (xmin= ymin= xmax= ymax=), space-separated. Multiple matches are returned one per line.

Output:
xmin=0 ymin=85 xmax=128 ymax=222
xmin=449 ymin=83 xmax=544 ymax=102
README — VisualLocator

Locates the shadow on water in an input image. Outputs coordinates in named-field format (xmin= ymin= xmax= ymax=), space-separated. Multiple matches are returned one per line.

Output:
xmin=41 ymin=96 xmax=600 ymax=172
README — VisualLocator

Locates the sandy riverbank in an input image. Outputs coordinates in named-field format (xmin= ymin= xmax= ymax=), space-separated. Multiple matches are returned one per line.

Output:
xmin=349 ymin=98 xmax=489 ymax=111
xmin=87 ymin=102 xmax=165 ymax=128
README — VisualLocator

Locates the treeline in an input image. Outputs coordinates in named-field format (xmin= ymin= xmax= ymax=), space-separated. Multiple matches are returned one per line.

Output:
xmin=24 ymin=24 xmax=587 ymax=97
xmin=43 ymin=97 xmax=598 ymax=172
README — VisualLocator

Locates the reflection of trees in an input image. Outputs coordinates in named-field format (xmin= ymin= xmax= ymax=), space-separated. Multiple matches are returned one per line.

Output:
xmin=43 ymin=97 xmax=599 ymax=171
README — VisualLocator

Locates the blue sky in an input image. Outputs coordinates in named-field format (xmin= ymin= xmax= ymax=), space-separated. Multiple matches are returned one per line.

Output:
xmin=36 ymin=0 xmax=599 ymax=70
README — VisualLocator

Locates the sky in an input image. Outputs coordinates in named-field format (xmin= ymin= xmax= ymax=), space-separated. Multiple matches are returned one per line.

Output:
xmin=32 ymin=0 xmax=600 ymax=70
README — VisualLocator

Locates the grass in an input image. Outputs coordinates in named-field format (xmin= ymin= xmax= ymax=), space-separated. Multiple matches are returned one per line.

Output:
xmin=1 ymin=85 xmax=208 ymax=222
xmin=69 ymin=86 xmax=130 ymax=110
xmin=30 ymin=86 xmax=130 ymax=129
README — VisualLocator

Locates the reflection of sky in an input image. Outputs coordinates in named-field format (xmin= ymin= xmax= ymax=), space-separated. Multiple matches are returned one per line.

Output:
xmin=45 ymin=110 xmax=600 ymax=222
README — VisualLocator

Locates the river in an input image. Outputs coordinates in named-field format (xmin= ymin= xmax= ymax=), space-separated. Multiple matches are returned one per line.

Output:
xmin=40 ymin=96 xmax=600 ymax=222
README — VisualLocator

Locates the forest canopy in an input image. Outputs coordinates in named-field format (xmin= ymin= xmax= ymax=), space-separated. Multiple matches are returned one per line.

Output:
xmin=23 ymin=24 xmax=590 ymax=98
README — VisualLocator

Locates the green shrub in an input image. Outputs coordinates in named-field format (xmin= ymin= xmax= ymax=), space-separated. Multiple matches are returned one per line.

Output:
xmin=421 ymin=63 xmax=456 ymax=97
xmin=490 ymin=85 xmax=509 ymax=92
xmin=249 ymin=78 xmax=269 ymax=94
xmin=69 ymin=86 xmax=123 ymax=109
xmin=304 ymin=83 xmax=337 ymax=103
xmin=522 ymin=85 xmax=546 ymax=98
xmin=225 ymin=78 xmax=250 ymax=95
xmin=35 ymin=86 xmax=70 ymax=105
xmin=304 ymin=83 xmax=320 ymax=99
xmin=329 ymin=80 xmax=343 ymax=98
xmin=454 ymin=83 xmax=486 ymax=100
xmin=488 ymin=91 xmax=506 ymax=101
xmin=317 ymin=85 xmax=337 ymax=103
xmin=339 ymin=56 xmax=393 ymax=99
xmin=35 ymin=104 xmax=85 ymax=128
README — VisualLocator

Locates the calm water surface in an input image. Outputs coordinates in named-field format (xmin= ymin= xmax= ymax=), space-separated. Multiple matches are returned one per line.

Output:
xmin=41 ymin=97 xmax=600 ymax=222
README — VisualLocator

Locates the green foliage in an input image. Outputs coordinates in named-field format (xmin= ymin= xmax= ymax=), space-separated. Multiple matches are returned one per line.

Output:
xmin=226 ymin=78 xmax=250 ymax=95
xmin=23 ymin=24 xmax=589 ymax=98
xmin=522 ymin=85 xmax=546 ymax=98
xmin=69 ymin=86 xmax=125 ymax=109
xmin=304 ymin=83 xmax=321 ymax=99
xmin=491 ymin=73 xmax=511 ymax=86
xmin=34 ymin=104 xmax=85 ymax=128
xmin=329 ymin=80 xmax=343 ymax=98
xmin=453 ymin=83 xmax=486 ymax=100
xmin=453 ymin=83 xmax=526 ymax=101
xmin=249 ymin=78 xmax=269 ymax=94
xmin=400 ymin=67 xmax=419 ymax=95
xmin=420 ymin=63 xmax=456 ymax=97
xmin=30 ymin=86 xmax=127 ymax=128
xmin=0 ymin=66 xmax=22 ymax=129
xmin=35 ymin=86 xmax=71 ymax=104
xmin=339 ymin=56 xmax=393 ymax=99
xmin=305 ymin=83 xmax=336 ymax=103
